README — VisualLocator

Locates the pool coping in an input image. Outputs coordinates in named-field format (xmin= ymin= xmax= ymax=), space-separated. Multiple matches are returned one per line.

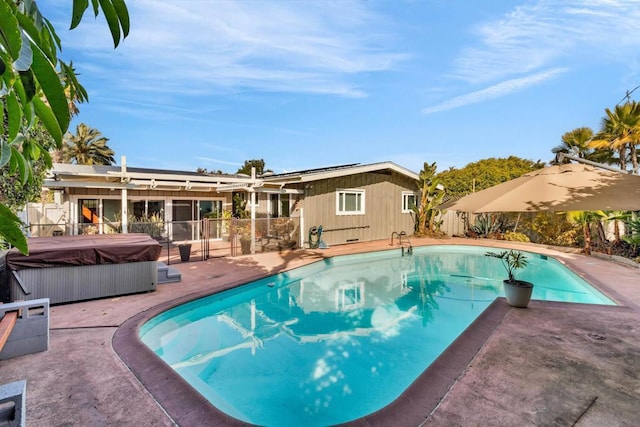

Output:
xmin=114 ymin=282 xmax=513 ymax=426
xmin=112 ymin=245 xmax=635 ymax=426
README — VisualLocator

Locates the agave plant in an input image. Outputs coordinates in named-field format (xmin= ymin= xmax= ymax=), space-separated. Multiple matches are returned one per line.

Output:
xmin=469 ymin=214 xmax=503 ymax=237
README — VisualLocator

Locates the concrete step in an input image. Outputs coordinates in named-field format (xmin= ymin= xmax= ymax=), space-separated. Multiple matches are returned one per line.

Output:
xmin=157 ymin=262 xmax=181 ymax=284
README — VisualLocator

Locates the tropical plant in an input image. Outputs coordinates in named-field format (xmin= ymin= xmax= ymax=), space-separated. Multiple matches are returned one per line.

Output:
xmin=625 ymin=215 xmax=640 ymax=235
xmin=588 ymin=101 xmax=640 ymax=174
xmin=552 ymin=127 xmax=595 ymax=163
xmin=0 ymin=0 xmax=130 ymax=253
xmin=600 ymin=210 xmax=630 ymax=244
xmin=623 ymin=216 xmax=640 ymax=258
xmin=468 ymin=213 xmax=503 ymax=238
xmin=566 ymin=211 xmax=606 ymax=255
xmin=232 ymin=193 xmax=250 ymax=219
xmin=485 ymin=250 xmax=528 ymax=283
xmin=412 ymin=161 xmax=446 ymax=236
xmin=0 ymin=121 xmax=55 ymax=211
xmin=62 ymin=123 xmax=116 ymax=165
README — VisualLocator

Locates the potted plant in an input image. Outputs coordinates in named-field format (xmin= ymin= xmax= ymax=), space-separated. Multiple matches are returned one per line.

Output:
xmin=178 ymin=241 xmax=191 ymax=262
xmin=240 ymin=234 xmax=252 ymax=255
xmin=234 ymin=221 xmax=253 ymax=255
xmin=485 ymin=249 xmax=533 ymax=308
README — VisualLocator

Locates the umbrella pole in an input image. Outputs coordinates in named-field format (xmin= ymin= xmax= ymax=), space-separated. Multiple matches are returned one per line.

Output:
xmin=513 ymin=213 xmax=521 ymax=232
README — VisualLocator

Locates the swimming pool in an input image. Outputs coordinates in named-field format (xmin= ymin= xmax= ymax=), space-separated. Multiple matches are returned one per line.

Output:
xmin=140 ymin=245 xmax=614 ymax=426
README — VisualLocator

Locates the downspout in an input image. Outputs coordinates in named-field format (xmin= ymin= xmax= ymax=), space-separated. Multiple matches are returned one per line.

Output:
xmin=250 ymin=167 xmax=256 ymax=254
xmin=121 ymin=156 xmax=128 ymax=234
xmin=299 ymin=207 xmax=304 ymax=249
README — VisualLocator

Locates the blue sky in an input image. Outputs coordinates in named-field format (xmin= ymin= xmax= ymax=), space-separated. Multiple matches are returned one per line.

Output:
xmin=42 ymin=0 xmax=640 ymax=174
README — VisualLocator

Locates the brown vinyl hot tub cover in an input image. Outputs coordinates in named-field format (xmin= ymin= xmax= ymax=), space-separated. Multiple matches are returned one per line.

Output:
xmin=6 ymin=233 xmax=162 ymax=271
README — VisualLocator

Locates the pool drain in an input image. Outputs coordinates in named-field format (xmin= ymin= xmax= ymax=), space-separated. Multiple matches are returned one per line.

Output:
xmin=587 ymin=332 xmax=606 ymax=341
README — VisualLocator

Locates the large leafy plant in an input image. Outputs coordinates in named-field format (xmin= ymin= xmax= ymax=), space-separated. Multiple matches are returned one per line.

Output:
xmin=0 ymin=0 xmax=129 ymax=253
xmin=412 ymin=161 xmax=446 ymax=236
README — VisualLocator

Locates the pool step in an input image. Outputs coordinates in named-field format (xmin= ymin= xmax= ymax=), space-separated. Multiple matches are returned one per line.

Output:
xmin=157 ymin=262 xmax=182 ymax=284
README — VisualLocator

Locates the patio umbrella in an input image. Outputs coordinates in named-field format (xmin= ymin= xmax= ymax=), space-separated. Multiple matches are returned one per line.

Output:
xmin=439 ymin=163 xmax=640 ymax=213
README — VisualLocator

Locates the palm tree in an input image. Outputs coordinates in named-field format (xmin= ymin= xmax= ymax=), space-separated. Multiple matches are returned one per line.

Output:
xmin=61 ymin=62 xmax=89 ymax=117
xmin=588 ymin=102 xmax=640 ymax=174
xmin=566 ymin=211 xmax=605 ymax=255
xmin=63 ymin=123 xmax=116 ymax=165
xmin=552 ymin=127 xmax=595 ymax=163
xmin=601 ymin=210 xmax=630 ymax=245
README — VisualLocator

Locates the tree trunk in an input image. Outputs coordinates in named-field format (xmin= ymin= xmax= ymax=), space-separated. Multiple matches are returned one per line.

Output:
xmin=583 ymin=223 xmax=592 ymax=255
xmin=619 ymin=147 xmax=627 ymax=171
xmin=596 ymin=220 xmax=608 ymax=253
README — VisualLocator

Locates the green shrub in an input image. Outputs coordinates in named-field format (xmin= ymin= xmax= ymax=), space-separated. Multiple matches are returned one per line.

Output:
xmin=503 ymin=231 xmax=530 ymax=242
xmin=528 ymin=212 xmax=579 ymax=246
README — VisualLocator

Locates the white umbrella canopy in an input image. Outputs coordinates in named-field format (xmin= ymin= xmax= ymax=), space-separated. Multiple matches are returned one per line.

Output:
xmin=439 ymin=163 xmax=640 ymax=213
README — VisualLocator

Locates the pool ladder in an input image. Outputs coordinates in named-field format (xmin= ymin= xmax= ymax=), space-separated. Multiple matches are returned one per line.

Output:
xmin=390 ymin=231 xmax=413 ymax=256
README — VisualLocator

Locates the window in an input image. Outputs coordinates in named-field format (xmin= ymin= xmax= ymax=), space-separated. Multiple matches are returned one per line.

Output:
xmin=131 ymin=200 xmax=165 ymax=220
xmin=402 ymin=191 xmax=418 ymax=213
xmin=270 ymin=193 xmax=291 ymax=218
xmin=148 ymin=201 xmax=165 ymax=219
xmin=199 ymin=200 xmax=222 ymax=219
xmin=336 ymin=189 xmax=365 ymax=215
xmin=79 ymin=199 xmax=98 ymax=224
xmin=280 ymin=194 xmax=290 ymax=217
xmin=335 ymin=282 xmax=365 ymax=310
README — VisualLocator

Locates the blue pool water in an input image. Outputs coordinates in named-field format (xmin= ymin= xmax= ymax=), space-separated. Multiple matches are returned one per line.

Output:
xmin=140 ymin=245 xmax=614 ymax=426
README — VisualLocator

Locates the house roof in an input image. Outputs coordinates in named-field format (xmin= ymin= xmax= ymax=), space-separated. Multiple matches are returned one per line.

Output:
xmin=260 ymin=161 xmax=419 ymax=183
xmin=45 ymin=163 xmax=254 ymax=192
xmin=43 ymin=161 xmax=418 ymax=192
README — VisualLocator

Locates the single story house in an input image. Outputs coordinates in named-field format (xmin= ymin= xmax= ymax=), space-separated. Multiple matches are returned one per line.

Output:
xmin=31 ymin=158 xmax=420 ymax=248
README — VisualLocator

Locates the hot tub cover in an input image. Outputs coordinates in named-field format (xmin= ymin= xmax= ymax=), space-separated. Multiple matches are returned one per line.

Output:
xmin=5 ymin=233 xmax=162 ymax=270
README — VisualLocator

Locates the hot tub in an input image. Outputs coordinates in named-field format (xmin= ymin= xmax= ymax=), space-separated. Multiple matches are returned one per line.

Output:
xmin=5 ymin=234 xmax=162 ymax=304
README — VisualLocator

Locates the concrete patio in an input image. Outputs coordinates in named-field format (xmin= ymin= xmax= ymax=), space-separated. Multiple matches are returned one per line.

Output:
xmin=0 ymin=237 xmax=638 ymax=426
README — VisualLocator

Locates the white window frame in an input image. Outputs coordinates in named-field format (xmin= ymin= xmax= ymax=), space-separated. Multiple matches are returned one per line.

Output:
xmin=402 ymin=191 xmax=418 ymax=213
xmin=269 ymin=193 xmax=291 ymax=218
xmin=336 ymin=189 xmax=365 ymax=215
xmin=335 ymin=281 xmax=365 ymax=311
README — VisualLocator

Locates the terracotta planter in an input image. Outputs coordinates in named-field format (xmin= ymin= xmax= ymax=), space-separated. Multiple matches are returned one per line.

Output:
xmin=503 ymin=279 xmax=533 ymax=308
xmin=240 ymin=239 xmax=251 ymax=255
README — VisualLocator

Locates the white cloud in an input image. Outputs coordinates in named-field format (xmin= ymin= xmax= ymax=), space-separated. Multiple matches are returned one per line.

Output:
xmin=421 ymin=0 xmax=640 ymax=113
xmin=422 ymin=68 xmax=567 ymax=114
xmin=194 ymin=157 xmax=242 ymax=167
xmin=453 ymin=0 xmax=640 ymax=84
xmin=63 ymin=0 xmax=406 ymax=98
